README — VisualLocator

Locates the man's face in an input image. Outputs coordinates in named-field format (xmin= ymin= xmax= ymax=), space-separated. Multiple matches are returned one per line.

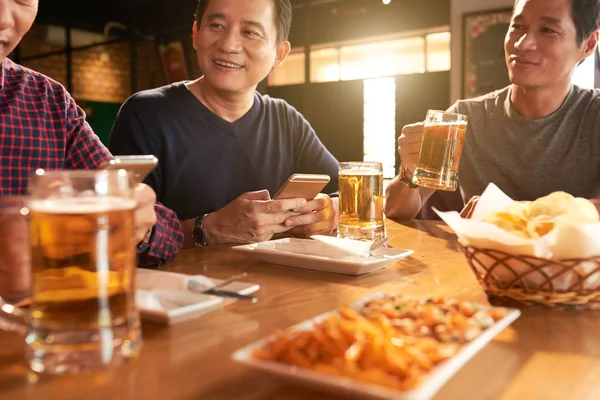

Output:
xmin=504 ymin=0 xmax=594 ymax=90
xmin=192 ymin=0 xmax=289 ymax=95
xmin=0 ymin=0 xmax=38 ymax=61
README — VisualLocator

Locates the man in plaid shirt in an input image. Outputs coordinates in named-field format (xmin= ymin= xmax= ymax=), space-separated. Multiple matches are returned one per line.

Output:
xmin=0 ymin=1 xmax=183 ymax=281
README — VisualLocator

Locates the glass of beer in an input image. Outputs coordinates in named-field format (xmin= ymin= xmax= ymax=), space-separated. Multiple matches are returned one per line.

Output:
xmin=338 ymin=161 xmax=385 ymax=241
xmin=0 ymin=169 xmax=141 ymax=374
xmin=411 ymin=109 xmax=468 ymax=191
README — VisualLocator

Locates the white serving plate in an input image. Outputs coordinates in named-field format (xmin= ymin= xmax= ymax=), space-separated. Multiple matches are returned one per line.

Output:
xmin=136 ymin=289 xmax=223 ymax=325
xmin=232 ymin=293 xmax=521 ymax=400
xmin=232 ymin=238 xmax=414 ymax=275
xmin=135 ymin=268 xmax=260 ymax=325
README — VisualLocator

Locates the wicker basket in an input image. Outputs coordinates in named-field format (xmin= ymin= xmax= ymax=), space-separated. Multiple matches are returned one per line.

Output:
xmin=459 ymin=244 xmax=600 ymax=309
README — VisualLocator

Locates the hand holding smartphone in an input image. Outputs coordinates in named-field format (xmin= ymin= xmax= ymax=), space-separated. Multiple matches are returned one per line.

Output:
xmin=274 ymin=173 xmax=330 ymax=200
xmin=102 ymin=155 xmax=158 ymax=185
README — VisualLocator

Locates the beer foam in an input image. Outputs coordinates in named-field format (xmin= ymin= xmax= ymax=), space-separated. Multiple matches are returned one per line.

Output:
xmin=28 ymin=196 xmax=136 ymax=214
xmin=426 ymin=121 xmax=468 ymax=127
xmin=339 ymin=169 xmax=384 ymax=176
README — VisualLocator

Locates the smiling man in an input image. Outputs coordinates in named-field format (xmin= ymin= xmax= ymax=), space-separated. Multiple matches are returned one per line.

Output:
xmin=385 ymin=0 xmax=600 ymax=220
xmin=108 ymin=0 xmax=339 ymax=247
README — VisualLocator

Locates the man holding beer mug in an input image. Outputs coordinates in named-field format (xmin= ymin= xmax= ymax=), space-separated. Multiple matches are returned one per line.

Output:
xmin=386 ymin=0 xmax=600 ymax=220
xmin=0 ymin=0 xmax=183 ymax=300
xmin=108 ymin=0 xmax=339 ymax=247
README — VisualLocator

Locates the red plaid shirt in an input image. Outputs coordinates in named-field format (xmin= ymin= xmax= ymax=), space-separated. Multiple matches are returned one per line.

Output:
xmin=0 ymin=58 xmax=183 ymax=266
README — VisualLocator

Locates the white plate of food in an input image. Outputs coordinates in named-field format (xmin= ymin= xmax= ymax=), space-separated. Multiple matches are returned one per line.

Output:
xmin=232 ymin=293 xmax=520 ymax=400
xmin=232 ymin=238 xmax=414 ymax=275
xmin=135 ymin=269 xmax=260 ymax=325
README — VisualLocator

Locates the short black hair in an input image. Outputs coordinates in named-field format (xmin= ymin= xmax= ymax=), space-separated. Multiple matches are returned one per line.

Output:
xmin=571 ymin=0 xmax=600 ymax=45
xmin=194 ymin=0 xmax=292 ymax=45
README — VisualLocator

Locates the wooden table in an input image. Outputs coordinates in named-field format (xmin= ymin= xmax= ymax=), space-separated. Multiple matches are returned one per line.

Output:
xmin=1 ymin=220 xmax=599 ymax=400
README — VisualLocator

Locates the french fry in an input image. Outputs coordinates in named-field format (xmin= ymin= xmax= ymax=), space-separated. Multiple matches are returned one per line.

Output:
xmin=343 ymin=330 xmax=365 ymax=362
xmin=284 ymin=347 xmax=312 ymax=369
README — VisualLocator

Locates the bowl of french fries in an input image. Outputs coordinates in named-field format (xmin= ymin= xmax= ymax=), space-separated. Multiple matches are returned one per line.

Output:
xmin=436 ymin=184 xmax=600 ymax=309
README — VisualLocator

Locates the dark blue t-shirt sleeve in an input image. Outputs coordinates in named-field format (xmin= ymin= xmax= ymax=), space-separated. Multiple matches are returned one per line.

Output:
xmin=108 ymin=98 xmax=163 ymax=198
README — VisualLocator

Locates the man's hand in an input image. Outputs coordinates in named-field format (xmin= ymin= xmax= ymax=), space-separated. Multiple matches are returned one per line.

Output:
xmin=398 ymin=122 xmax=424 ymax=173
xmin=284 ymin=194 xmax=337 ymax=238
xmin=133 ymin=184 xmax=158 ymax=245
xmin=203 ymin=190 xmax=307 ymax=244
xmin=460 ymin=196 xmax=480 ymax=219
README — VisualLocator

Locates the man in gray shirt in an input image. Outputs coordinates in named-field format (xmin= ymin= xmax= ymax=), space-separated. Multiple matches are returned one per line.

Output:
xmin=385 ymin=0 xmax=600 ymax=220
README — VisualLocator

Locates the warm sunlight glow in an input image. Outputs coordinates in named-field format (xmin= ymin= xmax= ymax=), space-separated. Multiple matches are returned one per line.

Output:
xmin=268 ymin=51 xmax=305 ymax=86
xmin=571 ymin=54 xmax=595 ymax=89
xmin=363 ymin=78 xmax=396 ymax=178
xmin=341 ymin=38 xmax=425 ymax=81
xmin=426 ymin=32 xmax=451 ymax=72
xmin=310 ymin=48 xmax=341 ymax=83
xmin=271 ymin=30 xmax=451 ymax=86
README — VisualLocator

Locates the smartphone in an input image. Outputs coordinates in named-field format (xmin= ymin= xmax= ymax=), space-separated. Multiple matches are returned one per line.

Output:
xmin=102 ymin=155 xmax=158 ymax=185
xmin=274 ymin=173 xmax=331 ymax=200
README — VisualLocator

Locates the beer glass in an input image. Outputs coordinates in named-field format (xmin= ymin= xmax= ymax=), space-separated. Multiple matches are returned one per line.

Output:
xmin=0 ymin=169 xmax=142 ymax=374
xmin=338 ymin=161 xmax=385 ymax=241
xmin=411 ymin=110 xmax=468 ymax=191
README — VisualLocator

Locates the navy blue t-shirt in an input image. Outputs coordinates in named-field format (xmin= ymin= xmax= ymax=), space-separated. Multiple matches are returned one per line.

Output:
xmin=108 ymin=82 xmax=339 ymax=221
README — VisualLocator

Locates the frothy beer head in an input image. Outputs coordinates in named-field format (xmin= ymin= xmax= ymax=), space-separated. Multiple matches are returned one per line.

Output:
xmin=28 ymin=197 xmax=136 ymax=214
xmin=339 ymin=168 xmax=383 ymax=176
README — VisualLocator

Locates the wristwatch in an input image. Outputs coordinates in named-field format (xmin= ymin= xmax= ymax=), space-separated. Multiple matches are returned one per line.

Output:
xmin=399 ymin=164 xmax=419 ymax=189
xmin=192 ymin=214 xmax=210 ymax=247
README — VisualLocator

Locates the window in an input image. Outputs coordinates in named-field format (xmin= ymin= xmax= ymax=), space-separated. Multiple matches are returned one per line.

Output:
xmin=268 ymin=29 xmax=451 ymax=87
xmin=310 ymin=47 xmax=340 ymax=83
xmin=426 ymin=32 xmax=451 ymax=72
xmin=340 ymin=37 xmax=425 ymax=81
xmin=306 ymin=29 xmax=450 ymax=84
xmin=267 ymin=50 xmax=306 ymax=86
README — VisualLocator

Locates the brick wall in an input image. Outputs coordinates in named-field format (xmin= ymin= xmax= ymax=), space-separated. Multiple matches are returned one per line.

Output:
xmin=17 ymin=24 xmax=167 ymax=103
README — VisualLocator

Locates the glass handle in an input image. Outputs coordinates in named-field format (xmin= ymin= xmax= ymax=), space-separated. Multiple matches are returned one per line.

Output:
xmin=0 ymin=297 xmax=27 ymax=335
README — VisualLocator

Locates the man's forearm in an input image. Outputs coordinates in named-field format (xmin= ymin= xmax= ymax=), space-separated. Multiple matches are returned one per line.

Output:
xmin=384 ymin=176 xmax=435 ymax=220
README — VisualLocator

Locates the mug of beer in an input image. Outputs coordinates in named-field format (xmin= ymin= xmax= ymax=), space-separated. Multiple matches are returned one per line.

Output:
xmin=0 ymin=169 xmax=142 ymax=374
xmin=338 ymin=161 xmax=385 ymax=241
xmin=411 ymin=109 xmax=468 ymax=191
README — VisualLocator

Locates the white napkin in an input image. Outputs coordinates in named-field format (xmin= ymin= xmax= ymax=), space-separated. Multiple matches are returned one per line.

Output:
xmin=254 ymin=236 xmax=372 ymax=259
xmin=310 ymin=235 xmax=372 ymax=258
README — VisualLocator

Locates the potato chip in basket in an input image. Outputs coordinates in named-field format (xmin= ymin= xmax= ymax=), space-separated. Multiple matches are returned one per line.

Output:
xmin=481 ymin=211 xmax=529 ymax=238
xmin=482 ymin=191 xmax=599 ymax=239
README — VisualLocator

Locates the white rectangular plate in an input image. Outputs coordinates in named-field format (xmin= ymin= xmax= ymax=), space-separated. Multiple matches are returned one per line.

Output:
xmin=136 ymin=289 xmax=223 ymax=325
xmin=232 ymin=293 xmax=521 ymax=400
xmin=232 ymin=238 xmax=414 ymax=275
xmin=135 ymin=268 xmax=260 ymax=325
